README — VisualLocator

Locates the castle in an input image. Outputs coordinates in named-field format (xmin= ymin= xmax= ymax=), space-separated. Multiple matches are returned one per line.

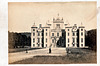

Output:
xmin=31 ymin=14 xmax=85 ymax=48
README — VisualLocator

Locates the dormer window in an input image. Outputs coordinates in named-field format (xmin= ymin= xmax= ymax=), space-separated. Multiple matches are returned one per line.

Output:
xmin=73 ymin=33 xmax=75 ymax=36
xmin=46 ymin=29 xmax=47 ymax=31
xmin=33 ymin=29 xmax=35 ymax=31
xmin=81 ymin=29 xmax=83 ymax=31
xmin=68 ymin=29 xmax=69 ymax=31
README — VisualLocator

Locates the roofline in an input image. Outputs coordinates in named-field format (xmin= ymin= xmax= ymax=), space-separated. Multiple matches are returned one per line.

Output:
xmin=79 ymin=26 xmax=85 ymax=28
xmin=42 ymin=27 xmax=50 ymax=28
xmin=65 ymin=27 xmax=72 ymax=28
xmin=53 ymin=22 xmax=64 ymax=23
xmin=31 ymin=27 xmax=37 ymax=28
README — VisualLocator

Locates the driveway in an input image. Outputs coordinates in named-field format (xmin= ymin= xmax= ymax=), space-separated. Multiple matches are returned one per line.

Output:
xmin=9 ymin=48 xmax=66 ymax=63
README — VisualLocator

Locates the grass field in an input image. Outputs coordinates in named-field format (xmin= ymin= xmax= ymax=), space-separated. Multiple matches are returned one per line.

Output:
xmin=11 ymin=48 xmax=96 ymax=64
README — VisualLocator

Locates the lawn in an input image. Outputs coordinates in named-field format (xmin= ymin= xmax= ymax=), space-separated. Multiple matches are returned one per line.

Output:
xmin=11 ymin=48 xmax=97 ymax=64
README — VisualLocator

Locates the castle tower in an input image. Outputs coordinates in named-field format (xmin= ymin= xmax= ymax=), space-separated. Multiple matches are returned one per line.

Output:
xmin=72 ymin=24 xmax=78 ymax=48
xmin=31 ymin=23 xmax=37 ymax=48
xmin=43 ymin=23 xmax=50 ymax=48
xmin=79 ymin=22 xmax=85 ymax=48
xmin=37 ymin=25 xmax=43 ymax=48
xmin=65 ymin=23 xmax=73 ymax=47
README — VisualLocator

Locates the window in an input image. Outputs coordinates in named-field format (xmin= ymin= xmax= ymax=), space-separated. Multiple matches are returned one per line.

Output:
xmin=57 ymin=33 xmax=59 ymax=36
xmin=81 ymin=38 xmax=83 ymax=42
xmin=38 ymin=38 xmax=40 ymax=43
xmin=73 ymin=38 xmax=75 ymax=42
xmin=81 ymin=44 xmax=83 ymax=46
xmin=81 ymin=32 xmax=83 ymax=36
xmin=38 ymin=32 xmax=40 ymax=36
xmin=46 ymin=44 xmax=47 ymax=47
xmin=68 ymin=33 xmax=69 ymax=36
xmin=33 ymin=38 xmax=35 ymax=43
xmin=56 ymin=24 xmax=60 ymax=28
xmin=52 ymin=39 xmax=54 ymax=43
xmin=68 ymin=44 xmax=69 ymax=46
xmin=68 ymin=38 xmax=69 ymax=43
xmin=73 ymin=33 xmax=75 ymax=36
xmin=81 ymin=29 xmax=83 ymax=31
xmin=73 ymin=44 xmax=74 ymax=46
xmin=33 ymin=33 xmax=35 ymax=36
xmin=52 ymin=33 xmax=54 ymax=36
xmin=33 ymin=44 xmax=35 ymax=46
xmin=33 ymin=29 xmax=35 ymax=31
xmin=38 ymin=44 xmax=40 ymax=47
xmin=46 ymin=38 xmax=47 ymax=43
xmin=68 ymin=29 xmax=69 ymax=31
xmin=46 ymin=29 xmax=47 ymax=31
xmin=46 ymin=33 xmax=47 ymax=36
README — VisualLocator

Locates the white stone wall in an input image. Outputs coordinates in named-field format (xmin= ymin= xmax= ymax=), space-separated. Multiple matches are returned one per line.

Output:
xmin=72 ymin=31 xmax=77 ymax=47
xmin=37 ymin=28 xmax=42 ymax=48
xmin=31 ymin=27 xmax=37 ymax=48
xmin=51 ymin=32 xmax=55 ymax=47
xmin=72 ymin=25 xmax=78 ymax=48
xmin=43 ymin=28 xmax=50 ymax=48
xmin=79 ymin=27 xmax=85 ymax=48
xmin=65 ymin=27 xmax=73 ymax=47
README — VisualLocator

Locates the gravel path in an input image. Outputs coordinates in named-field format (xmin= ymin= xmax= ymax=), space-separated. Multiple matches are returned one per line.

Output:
xmin=9 ymin=48 xmax=66 ymax=63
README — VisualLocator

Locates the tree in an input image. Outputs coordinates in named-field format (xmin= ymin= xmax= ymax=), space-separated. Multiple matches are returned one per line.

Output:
xmin=85 ymin=29 xmax=96 ymax=51
xmin=27 ymin=36 xmax=31 ymax=46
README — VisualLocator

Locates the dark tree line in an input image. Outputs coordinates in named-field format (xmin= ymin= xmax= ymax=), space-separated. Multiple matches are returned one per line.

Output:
xmin=85 ymin=29 xmax=97 ymax=51
xmin=8 ymin=31 xmax=31 ymax=49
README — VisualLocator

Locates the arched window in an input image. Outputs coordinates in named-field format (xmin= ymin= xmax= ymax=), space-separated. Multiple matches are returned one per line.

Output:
xmin=81 ymin=32 xmax=83 ymax=36
xmin=57 ymin=33 xmax=59 ymax=36
xmin=52 ymin=33 xmax=54 ymax=36
xmin=81 ymin=38 xmax=83 ymax=42
xmin=33 ymin=33 xmax=35 ymax=36
xmin=38 ymin=38 xmax=40 ymax=43
xmin=73 ymin=33 xmax=75 ymax=36
xmin=81 ymin=29 xmax=83 ymax=31
xmin=68 ymin=33 xmax=69 ymax=36
xmin=46 ymin=29 xmax=47 ymax=31
xmin=46 ymin=33 xmax=47 ymax=36
xmin=73 ymin=38 xmax=75 ymax=42
xmin=68 ymin=29 xmax=69 ymax=31
xmin=33 ymin=29 xmax=35 ymax=31
xmin=46 ymin=38 xmax=47 ymax=43
xmin=33 ymin=44 xmax=35 ymax=46
xmin=33 ymin=38 xmax=35 ymax=43
xmin=38 ymin=32 xmax=40 ymax=36
xmin=68 ymin=38 xmax=69 ymax=43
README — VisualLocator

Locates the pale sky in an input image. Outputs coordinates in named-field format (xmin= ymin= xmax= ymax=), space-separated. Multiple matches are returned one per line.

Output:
xmin=8 ymin=2 xmax=97 ymax=32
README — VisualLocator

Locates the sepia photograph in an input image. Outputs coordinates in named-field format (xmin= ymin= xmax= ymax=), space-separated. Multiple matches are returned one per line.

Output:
xmin=8 ymin=2 xmax=97 ymax=64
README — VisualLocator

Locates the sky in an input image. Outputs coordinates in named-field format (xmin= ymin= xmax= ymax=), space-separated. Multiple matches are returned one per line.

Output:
xmin=8 ymin=2 xmax=97 ymax=32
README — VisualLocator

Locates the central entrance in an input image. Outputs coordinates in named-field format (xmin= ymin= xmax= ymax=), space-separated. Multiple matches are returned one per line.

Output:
xmin=56 ymin=36 xmax=66 ymax=47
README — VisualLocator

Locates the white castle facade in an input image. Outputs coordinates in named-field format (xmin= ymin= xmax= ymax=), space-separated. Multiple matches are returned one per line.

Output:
xmin=31 ymin=15 xmax=85 ymax=48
